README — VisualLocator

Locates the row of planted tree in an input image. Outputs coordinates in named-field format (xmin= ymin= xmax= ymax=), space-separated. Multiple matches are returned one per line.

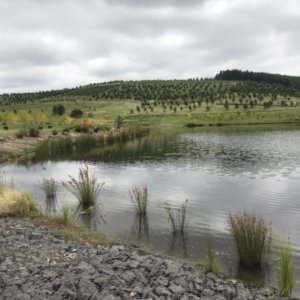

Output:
xmin=36 ymin=165 xmax=296 ymax=298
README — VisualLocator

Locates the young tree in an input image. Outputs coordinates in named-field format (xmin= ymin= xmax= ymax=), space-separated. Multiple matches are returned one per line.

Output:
xmin=52 ymin=104 xmax=66 ymax=116
xmin=70 ymin=109 xmax=83 ymax=119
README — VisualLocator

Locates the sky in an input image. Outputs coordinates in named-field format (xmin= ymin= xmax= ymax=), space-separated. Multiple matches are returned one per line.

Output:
xmin=1 ymin=0 xmax=300 ymax=93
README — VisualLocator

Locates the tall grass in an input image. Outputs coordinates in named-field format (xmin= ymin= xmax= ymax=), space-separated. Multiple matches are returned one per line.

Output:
xmin=39 ymin=178 xmax=57 ymax=199
xmin=0 ymin=188 xmax=38 ymax=217
xmin=129 ymin=185 xmax=149 ymax=215
xmin=228 ymin=210 xmax=272 ymax=268
xmin=62 ymin=164 xmax=105 ymax=208
xmin=74 ymin=134 xmax=97 ymax=147
xmin=61 ymin=204 xmax=70 ymax=223
xmin=276 ymin=236 xmax=295 ymax=298
xmin=164 ymin=199 xmax=189 ymax=235
xmin=203 ymin=230 xmax=222 ymax=274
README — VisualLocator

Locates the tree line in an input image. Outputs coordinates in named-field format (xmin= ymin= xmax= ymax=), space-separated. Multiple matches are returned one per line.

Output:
xmin=215 ymin=69 xmax=300 ymax=91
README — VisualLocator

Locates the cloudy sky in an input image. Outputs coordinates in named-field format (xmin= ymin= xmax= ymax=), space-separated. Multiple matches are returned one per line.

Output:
xmin=1 ymin=0 xmax=300 ymax=93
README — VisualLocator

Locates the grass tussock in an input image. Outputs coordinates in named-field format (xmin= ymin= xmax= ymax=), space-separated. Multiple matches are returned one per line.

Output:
xmin=277 ymin=236 xmax=295 ymax=298
xmin=0 ymin=187 xmax=38 ymax=217
xmin=165 ymin=199 xmax=189 ymax=236
xmin=228 ymin=210 xmax=272 ymax=268
xmin=203 ymin=230 xmax=223 ymax=275
xmin=35 ymin=216 xmax=114 ymax=246
xmin=129 ymin=184 xmax=149 ymax=215
xmin=61 ymin=204 xmax=70 ymax=223
xmin=39 ymin=177 xmax=57 ymax=199
xmin=62 ymin=164 xmax=105 ymax=208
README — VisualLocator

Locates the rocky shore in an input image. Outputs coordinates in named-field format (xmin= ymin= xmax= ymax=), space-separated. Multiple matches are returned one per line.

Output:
xmin=0 ymin=218 xmax=284 ymax=300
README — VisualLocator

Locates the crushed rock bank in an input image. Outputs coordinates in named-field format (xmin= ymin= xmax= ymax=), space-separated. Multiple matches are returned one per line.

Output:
xmin=0 ymin=218 xmax=284 ymax=300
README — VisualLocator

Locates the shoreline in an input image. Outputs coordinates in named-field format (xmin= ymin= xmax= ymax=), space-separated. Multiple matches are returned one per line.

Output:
xmin=0 ymin=217 xmax=282 ymax=300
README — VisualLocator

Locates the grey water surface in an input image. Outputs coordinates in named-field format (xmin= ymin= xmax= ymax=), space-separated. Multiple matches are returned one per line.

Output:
xmin=2 ymin=124 xmax=300 ymax=296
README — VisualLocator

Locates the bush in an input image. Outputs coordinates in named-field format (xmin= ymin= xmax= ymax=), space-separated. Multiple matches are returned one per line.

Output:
xmin=52 ymin=104 xmax=65 ymax=116
xmin=29 ymin=128 xmax=39 ymax=137
xmin=70 ymin=109 xmax=83 ymax=119
xmin=15 ymin=129 xmax=28 ymax=139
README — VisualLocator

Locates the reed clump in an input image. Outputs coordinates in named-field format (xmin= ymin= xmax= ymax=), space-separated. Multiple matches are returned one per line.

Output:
xmin=62 ymin=164 xmax=105 ymax=208
xmin=276 ymin=236 xmax=295 ymax=298
xmin=203 ymin=230 xmax=223 ymax=274
xmin=165 ymin=199 xmax=189 ymax=235
xmin=129 ymin=185 xmax=149 ymax=215
xmin=228 ymin=210 xmax=272 ymax=268
xmin=39 ymin=177 xmax=57 ymax=199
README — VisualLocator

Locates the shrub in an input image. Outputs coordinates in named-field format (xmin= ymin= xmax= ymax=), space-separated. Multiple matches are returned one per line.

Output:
xmin=70 ymin=109 xmax=83 ymax=119
xmin=29 ymin=128 xmax=39 ymax=137
xmin=15 ymin=129 xmax=28 ymax=139
xmin=228 ymin=210 xmax=272 ymax=268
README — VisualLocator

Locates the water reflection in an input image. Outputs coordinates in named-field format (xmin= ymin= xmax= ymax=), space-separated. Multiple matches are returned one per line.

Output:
xmin=45 ymin=196 xmax=58 ymax=215
xmin=131 ymin=213 xmax=150 ymax=241
xmin=169 ymin=234 xmax=188 ymax=258
xmin=71 ymin=204 xmax=105 ymax=231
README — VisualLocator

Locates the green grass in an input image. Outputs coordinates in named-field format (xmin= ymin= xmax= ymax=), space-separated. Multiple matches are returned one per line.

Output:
xmin=62 ymin=164 xmax=105 ymax=208
xmin=276 ymin=236 xmax=295 ymax=297
xmin=165 ymin=199 xmax=189 ymax=236
xmin=203 ymin=230 xmax=223 ymax=275
xmin=129 ymin=185 xmax=149 ymax=215
xmin=228 ymin=210 xmax=272 ymax=268
xmin=61 ymin=204 xmax=70 ymax=223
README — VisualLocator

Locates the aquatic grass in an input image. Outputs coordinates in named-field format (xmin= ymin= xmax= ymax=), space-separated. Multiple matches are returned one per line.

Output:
xmin=62 ymin=164 xmax=105 ymax=208
xmin=74 ymin=134 xmax=97 ymax=147
xmin=129 ymin=185 xmax=149 ymax=215
xmin=203 ymin=230 xmax=223 ymax=275
xmin=39 ymin=177 xmax=57 ymax=199
xmin=228 ymin=210 xmax=272 ymax=268
xmin=61 ymin=204 xmax=70 ymax=223
xmin=276 ymin=236 xmax=295 ymax=298
xmin=164 ymin=199 xmax=189 ymax=235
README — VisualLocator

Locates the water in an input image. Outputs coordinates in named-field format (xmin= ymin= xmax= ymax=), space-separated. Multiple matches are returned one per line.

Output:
xmin=2 ymin=124 xmax=300 ymax=296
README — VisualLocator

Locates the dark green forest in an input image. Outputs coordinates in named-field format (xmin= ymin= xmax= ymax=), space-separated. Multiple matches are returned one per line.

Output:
xmin=215 ymin=69 xmax=300 ymax=90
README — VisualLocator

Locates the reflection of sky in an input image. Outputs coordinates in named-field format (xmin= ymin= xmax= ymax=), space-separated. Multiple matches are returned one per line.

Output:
xmin=2 ymin=127 xmax=300 ymax=296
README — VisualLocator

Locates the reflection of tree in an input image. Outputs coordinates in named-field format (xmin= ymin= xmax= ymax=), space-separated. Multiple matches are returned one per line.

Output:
xmin=169 ymin=234 xmax=188 ymax=258
xmin=71 ymin=204 xmax=105 ymax=231
xmin=131 ymin=213 xmax=149 ymax=241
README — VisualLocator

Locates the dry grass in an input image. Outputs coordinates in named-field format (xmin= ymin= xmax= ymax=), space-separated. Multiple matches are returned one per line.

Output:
xmin=228 ymin=210 xmax=272 ymax=268
xmin=0 ymin=187 xmax=38 ymax=217
xmin=35 ymin=216 xmax=115 ymax=246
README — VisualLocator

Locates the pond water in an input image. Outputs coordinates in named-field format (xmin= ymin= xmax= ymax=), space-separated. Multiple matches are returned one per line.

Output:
xmin=2 ymin=124 xmax=300 ymax=296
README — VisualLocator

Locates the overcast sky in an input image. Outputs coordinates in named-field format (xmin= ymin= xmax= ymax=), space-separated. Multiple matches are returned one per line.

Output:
xmin=1 ymin=0 xmax=300 ymax=93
